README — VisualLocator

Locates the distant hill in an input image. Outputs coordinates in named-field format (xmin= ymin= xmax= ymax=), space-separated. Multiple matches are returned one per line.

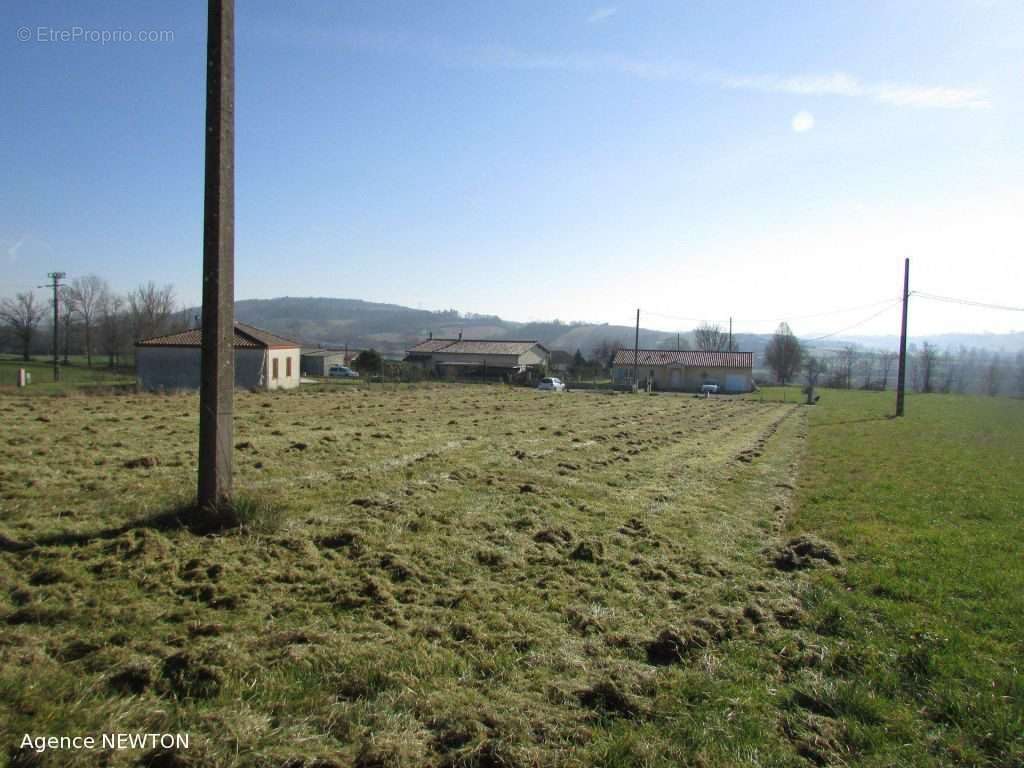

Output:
xmin=213 ymin=296 xmax=1022 ymax=360
xmin=227 ymin=297 xmax=704 ymax=357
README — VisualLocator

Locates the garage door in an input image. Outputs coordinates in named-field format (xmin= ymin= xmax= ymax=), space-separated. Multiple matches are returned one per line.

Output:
xmin=724 ymin=374 xmax=748 ymax=393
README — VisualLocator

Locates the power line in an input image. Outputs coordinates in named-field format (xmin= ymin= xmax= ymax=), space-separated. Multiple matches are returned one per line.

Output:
xmin=912 ymin=291 xmax=1024 ymax=313
xmin=640 ymin=295 xmax=904 ymax=333
xmin=804 ymin=299 xmax=904 ymax=342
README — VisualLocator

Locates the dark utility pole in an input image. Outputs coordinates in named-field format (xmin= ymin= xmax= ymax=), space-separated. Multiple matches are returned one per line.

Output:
xmin=895 ymin=258 xmax=910 ymax=417
xmin=728 ymin=316 xmax=733 ymax=352
xmin=198 ymin=0 xmax=235 ymax=509
xmin=632 ymin=309 xmax=640 ymax=391
xmin=41 ymin=272 xmax=66 ymax=382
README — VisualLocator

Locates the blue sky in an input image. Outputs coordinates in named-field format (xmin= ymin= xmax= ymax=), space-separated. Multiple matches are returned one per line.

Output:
xmin=2 ymin=1 xmax=1022 ymax=336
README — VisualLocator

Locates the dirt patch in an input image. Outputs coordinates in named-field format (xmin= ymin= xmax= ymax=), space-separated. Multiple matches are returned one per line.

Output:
xmin=161 ymin=652 xmax=224 ymax=699
xmin=645 ymin=626 xmax=711 ymax=666
xmin=773 ymin=535 xmax=842 ymax=571
xmin=123 ymin=456 xmax=159 ymax=469
xmin=578 ymin=680 xmax=641 ymax=719
xmin=108 ymin=663 xmax=153 ymax=694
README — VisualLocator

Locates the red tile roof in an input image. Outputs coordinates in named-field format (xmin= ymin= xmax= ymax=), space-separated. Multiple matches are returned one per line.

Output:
xmin=135 ymin=322 xmax=300 ymax=349
xmin=406 ymin=339 xmax=547 ymax=356
xmin=612 ymin=349 xmax=753 ymax=368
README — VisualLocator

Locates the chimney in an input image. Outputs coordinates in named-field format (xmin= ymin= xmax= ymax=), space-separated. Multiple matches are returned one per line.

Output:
xmin=458 ymin=329 xmax=463 ymax=341
xmin=429 ymin=331 xmax=432 ymax=340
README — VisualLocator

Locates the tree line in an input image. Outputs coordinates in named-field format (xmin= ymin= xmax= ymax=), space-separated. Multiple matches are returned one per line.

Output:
xmin=0 ymin=277 xmax=181 ymax=367
xmin=761 ymin=323 xmax=1024 ymax=398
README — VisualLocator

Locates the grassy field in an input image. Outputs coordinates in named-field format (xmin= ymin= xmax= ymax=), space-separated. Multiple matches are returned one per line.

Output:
xmin=0 ymin=355 xmax=134 ymax=396
xmin=0 ymin=385 xmax=1020 ymax=766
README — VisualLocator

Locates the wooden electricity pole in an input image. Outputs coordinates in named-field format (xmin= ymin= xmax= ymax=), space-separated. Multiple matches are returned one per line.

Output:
xmin=198 ymin=0 xmax=235 ymax=508
xmin=632 ymin=309 xmax=640 ymax=391
xmin=895 ymin=258 xmax=910 ymax=417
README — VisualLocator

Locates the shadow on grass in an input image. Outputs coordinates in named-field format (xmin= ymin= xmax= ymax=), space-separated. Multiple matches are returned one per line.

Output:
xmin=0 ymin=497 xmax=285 ymax=553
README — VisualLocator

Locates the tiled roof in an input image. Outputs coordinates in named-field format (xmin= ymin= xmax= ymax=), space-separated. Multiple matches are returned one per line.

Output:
xmin=301 ymin=348 xmax=354 ymax=357
xmin=406 ymin=339 xmax=547 ymax=356
xmin=136 ymin=322 xmax=300 ymax=349
xmin=611 ymin=349 xmax=753 ymax=368
xmin=406 ymin=338 xmax=459 ymax=354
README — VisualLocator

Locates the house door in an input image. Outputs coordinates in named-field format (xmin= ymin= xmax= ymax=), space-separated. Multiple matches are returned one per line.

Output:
xmin=670 ymin=368 xmax=682 ymax=389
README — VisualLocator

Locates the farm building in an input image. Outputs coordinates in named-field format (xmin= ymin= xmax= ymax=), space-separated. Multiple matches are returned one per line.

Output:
xmin=300 ymin=348 xmax=359 ymax=376
xmin=405 ymin=337 xmax=550 ymax=380
xmin=135 ymin=322 xmax=301 ymax=391
xmin=611 ymin=349 xmax=754 ymax=393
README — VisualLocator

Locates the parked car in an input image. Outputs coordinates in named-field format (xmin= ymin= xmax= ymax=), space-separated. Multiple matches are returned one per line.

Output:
xmin=537 ymin=377 xmax=566 ymax=391
xmin=328 ymin=365 xmax=360 ymax=378
xmin=700 ymin=382 xmax=719 ymax=394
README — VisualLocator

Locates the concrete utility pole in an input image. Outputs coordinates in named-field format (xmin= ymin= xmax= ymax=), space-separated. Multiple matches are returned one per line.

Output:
xmin=632 ymin=309 xmax=640 ymax=391
xmin=728 ymin=317 xmax=733 ymax=352
xmin=40 ymin=272 xmax=66 ymax=382
xmin=198 ymin=0 xmax=235 ymax=508
xmin=895 ymin=258 xmax=910 ymax=417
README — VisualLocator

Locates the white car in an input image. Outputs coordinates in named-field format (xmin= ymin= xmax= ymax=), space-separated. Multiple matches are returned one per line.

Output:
xmin=328 ymin=365 xmax=360 ymax=378
xmin=537 ymin=377 xmax=566 ymax=391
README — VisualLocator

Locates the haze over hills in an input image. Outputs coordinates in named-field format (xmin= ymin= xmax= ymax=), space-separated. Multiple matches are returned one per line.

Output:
xmin=227 ymin=297 xmax=1024 ymax=358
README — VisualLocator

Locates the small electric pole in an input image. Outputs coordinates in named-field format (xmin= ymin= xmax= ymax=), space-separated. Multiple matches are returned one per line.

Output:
xmin=632 ymin=309 xmax=640 ymax=391
xmin=728 ymin=317 xmax=733 ymax=352
xmin=40 ymin=272 xmax=66 ymax=382
xmin=198 ymin=0 xmax=235 ymax=509
xmin=895 ymin=258 xmax=910 ymax=417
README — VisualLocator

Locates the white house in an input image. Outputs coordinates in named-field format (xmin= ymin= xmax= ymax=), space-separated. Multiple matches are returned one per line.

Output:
xmin=135 ymin=322 xmax=301 ymax=391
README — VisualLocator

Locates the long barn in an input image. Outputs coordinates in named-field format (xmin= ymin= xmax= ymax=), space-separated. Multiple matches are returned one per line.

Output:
xmin=611 ymin=349 xmax=754 ymax=393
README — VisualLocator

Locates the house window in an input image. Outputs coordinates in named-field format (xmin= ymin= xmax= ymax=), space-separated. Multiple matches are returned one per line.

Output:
xmin=272 ymin=358 xmax=279 ymax=380
xmin=286 ymin=357 xmax=292 ymax=377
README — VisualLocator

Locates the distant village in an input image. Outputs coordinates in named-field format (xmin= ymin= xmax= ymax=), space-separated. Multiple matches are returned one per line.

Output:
xmin=2 ymin=280 xmax=1022 ymax=396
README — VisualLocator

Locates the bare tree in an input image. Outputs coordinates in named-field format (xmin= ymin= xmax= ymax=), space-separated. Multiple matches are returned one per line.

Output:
xmin=128 ymin=282 xmax=177 ymax=341
xmin=878 ymin=351 xmax=897 ymax=390
xmin=68 ymin=274 xmax=106 ymax=367
xmin=939 ymin=351 xmax=958 ymax=394
xmin=693 ymin=323 xmax=729 ymax=352
xmin=835 ymin=345 xmax=857 ymax=389
xmin=858 ymin=353 xmax=875 ymax=390
xmin=0 ymin=292 xmax=45 ymax=361
xmin=591 ymin=339 xmax=623 ymax=372
xmin=98 ymin=290 xmax=127 ymax=368
xmin=918 ymin=342 xmax=939 ymax=393
xmin=58 ymin=286 xmax=76 ymax=364
xmin=764 ymin=322 xmax=802 ymax=385
xmin=985 ymin=354 xmax=1002 ymax=396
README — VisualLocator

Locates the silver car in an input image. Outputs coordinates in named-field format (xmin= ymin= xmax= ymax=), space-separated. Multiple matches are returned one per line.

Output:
xmin=537 ymin=377 xmax=566 ymax=391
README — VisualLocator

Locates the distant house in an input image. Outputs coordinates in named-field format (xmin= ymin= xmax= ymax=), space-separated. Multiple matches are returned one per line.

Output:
xmin=135 ymin=322 xmax=301 ymax=391
xmin=404 ymin=336 xmax=549 ymax=380
xmin=611 ymin=349 xmax=754 ymax=393
xmin=300 ymin=348 xmax=359 ymax=377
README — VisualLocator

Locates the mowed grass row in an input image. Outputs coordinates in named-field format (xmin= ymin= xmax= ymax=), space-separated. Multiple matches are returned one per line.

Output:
xmin=1 ymin=385 xmax=815 ymax=767
xmin=782 ymin=391 xmax=1023 ymax=767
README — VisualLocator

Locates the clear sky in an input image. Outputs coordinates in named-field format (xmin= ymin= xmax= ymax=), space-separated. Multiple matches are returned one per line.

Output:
xmin=3 ymin=1 xmax=1022 ymax=337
